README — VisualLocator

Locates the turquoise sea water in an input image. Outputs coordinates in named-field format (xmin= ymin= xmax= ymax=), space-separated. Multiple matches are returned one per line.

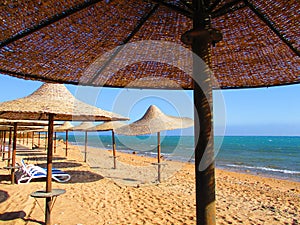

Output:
xmin=60 ymin=134 xmax=300 ymax=182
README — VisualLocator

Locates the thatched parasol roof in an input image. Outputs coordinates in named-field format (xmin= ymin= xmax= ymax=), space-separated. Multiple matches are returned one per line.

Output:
xmin=71 ymin=122 xmax=95 ymax=131
xmin=87 ymin=121 xmax=126 ymax=131
xmin=0 ymin=1 xmax=298 ymax=89
xmin=0 ymin=119 xmax=53 ymax=126
xmin=0 ymin=83 xmax=129 ymax=121
xmin=54 ymin=121 xmax=74 ymax=132
xmin=116 ymin=105 xmax=194 ymax=135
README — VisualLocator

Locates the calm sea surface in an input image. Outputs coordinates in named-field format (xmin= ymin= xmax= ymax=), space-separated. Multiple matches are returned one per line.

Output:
xmin=60 ymin=134 xmax=300 ymax=182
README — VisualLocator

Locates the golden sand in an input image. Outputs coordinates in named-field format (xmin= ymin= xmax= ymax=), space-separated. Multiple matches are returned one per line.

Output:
xmin=0 ymin=138 xmax=299 ymax=224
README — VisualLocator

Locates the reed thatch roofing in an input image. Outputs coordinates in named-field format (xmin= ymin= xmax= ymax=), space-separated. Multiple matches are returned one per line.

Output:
xmin=87 ymin=121 xmax=126 ymax=132
xmin=0 ymin=83 xmax=129 ymax=121
xmin=116 ymin=105 xmax=194 ymax=135
xmin=54 ymin=121 xmax=74 ymax=132
xmin=70 ymin=122 xmax=96 ymax=131
xmin=0 ymin=0 xmax=299 ymax=89
xmin=0 ymin=119 xmax=53 ymax=126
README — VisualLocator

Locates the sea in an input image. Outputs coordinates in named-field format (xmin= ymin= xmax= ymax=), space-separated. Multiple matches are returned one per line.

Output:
xmin=59 ymin=134 xmax=300 ymax=182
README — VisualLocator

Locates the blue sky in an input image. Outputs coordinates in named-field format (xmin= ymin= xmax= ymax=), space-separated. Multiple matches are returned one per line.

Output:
xmin=0 ymin=74 xmax=300 ymax=136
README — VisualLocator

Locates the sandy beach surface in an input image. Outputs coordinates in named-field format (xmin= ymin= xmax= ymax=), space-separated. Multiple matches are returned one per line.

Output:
xmin=0 ymin=138 xmax=299 ymax=224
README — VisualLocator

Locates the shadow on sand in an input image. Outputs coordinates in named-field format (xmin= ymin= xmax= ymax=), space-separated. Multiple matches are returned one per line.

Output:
xmin=66 ymin=170 xmax=104 ymax=184
xmin=0 ymin=211 xmax=44 ymax=224
xmin=0 ymin=190 xmax=9 ymax=203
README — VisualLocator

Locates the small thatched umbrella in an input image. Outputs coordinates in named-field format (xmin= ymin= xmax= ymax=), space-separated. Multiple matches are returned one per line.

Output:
xmin=0 ymin=83 xmax=128 ymax=225
xmin=116 ymin=105 xmax=193 ymax=182
xmin=70 ymin=122 xmax=95 ymax=162
xmin=54 ymin=121 xmax=74 ymax=156
xmin=87 ymin=121 xmax=126 ymax=169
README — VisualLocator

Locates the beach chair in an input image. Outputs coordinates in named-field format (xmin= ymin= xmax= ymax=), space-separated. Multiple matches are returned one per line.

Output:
xmin=16 ymin=159 xmax=71 ymax=184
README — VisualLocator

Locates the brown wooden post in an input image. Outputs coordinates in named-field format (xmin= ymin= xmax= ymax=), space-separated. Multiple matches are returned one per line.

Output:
xmin=65 ymin=130 xmax=69 ymax=157
xmin=38 ymin=132 xmax=41 ymax=147
xmin=31 ymin=131 xmax=34 ymax=149
xmin=157 ymin=132 xmax=161 ymax=182
xmin=54 ymin=132 xmax=57 ymax=153
xmin=45 ymin=132 xmax=47 ymax=150
xmin=7 ymin=127 xmax=12 ymax=167
xmin=11 ymin=123 xmax=17 ymax=184
xmin=0 ymin=131 xmax=3 ymax=159
xmin=191 ymin=1 xmax=216 ymax=224
xmin=45 ymin=113 xmax=54 ymax=225
xmin=2 ymin=131 xmax=6 ymax=160
xmin=112 ymin=130 xmax=117 ymax=169
xmin=84 ymin=131 xmax=88 ymax=162
xmin=22 ymin=132 xmax=25 ymax=145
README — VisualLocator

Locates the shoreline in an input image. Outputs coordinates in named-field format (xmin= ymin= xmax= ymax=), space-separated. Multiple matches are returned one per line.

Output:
xmin=0 ymin=138 xmax=299 ymax=224
xmin=71 ymin=141 xmax=300 ymax=183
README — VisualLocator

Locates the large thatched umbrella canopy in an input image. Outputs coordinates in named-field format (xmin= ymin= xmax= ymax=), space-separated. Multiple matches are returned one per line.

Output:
xmin=0 ymin=83 xmax=128 ymax=225
xmin=0 ymin=1 xmax=299 ymax=224
xmin=0 ymin=83 xmax=128 ymax=121
xmin=116 ymin=105 xmax=193 ymax=182
xmin=0 ymin=1 xmax=298 ymax=88
xmin=87 ymin=121 xmax=126 ymax=169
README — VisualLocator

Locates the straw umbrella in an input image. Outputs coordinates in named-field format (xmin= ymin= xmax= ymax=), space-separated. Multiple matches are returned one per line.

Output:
xmin=116 ymin=105 xmax=194 ymax=182
xmin=87 ymin=121 xmax=126 ymax=169
xmin=70 ymin=122 xmax=95 ymax=162
xmin=54 ymin=121 xmax=74 ymax=157
xmin=0 ymin=1 xmax=298 ymax=224
xmin=0 ymin=83 xmax=128 ymax=225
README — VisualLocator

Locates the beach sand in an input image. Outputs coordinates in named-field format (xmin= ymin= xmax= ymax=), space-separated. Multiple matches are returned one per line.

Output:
xmin=0 ymin=138 xmax=299 ymax=224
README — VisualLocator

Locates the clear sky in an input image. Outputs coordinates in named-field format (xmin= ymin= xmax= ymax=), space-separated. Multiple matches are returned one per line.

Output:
xmin=0 ymin=74 xmax=300 ymax=136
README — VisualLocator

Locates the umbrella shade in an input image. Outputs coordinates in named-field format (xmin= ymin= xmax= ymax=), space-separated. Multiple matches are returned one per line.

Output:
xmin=115 ymin=105 xmax=194 ymax=136
xmin=0 ymin=1 xmax=298 ymax=89
xmin=0 ymin=83 xmax=129 ymax=121
xmin=0 ymin=119 xmax=53 ymax=127
xmin=87 ymin=121 xmax=126 ymax=131
xmin=54 ymin=121 xmax=74 ymax=132
xmin=70 ymin=122 xmax=95 ymax=131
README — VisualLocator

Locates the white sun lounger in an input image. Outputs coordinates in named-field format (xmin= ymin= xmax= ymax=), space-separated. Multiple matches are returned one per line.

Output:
xmin=16 ymin=159 xmax=71 ymax=184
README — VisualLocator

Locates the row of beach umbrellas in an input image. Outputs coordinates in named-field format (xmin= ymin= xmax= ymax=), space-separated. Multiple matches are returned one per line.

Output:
xmin=0 ymin=83 xmax=193 ymax=224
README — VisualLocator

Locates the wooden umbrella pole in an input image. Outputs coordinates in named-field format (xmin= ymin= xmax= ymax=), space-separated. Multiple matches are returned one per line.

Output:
xmin=7 ymin=127 xmax=12 ymax=167
xmin=192 ymin=1 xmax=216 ymax=224
xmin=11 ymin=123 xmax=17 ymax=184
xmin=32 ymin=131 xmax=34 ymax=149
xmin=38 ymin=132 xmax=41 ymax=147
xmin=0 ymin=131 xmax=3 ymax=158
xmin=54 ymin=132 xmax=57 ymax=153
xmin=45 ymin=132 xmax=47 ymax=151
xmin=157 ymin=132 xmax=161 ymax=183
xmin=65 ymin=130 xmax=68 ymax=157
xmin=84 ymin=131 xmax=88 ymax=162
xmin=112 ymin=130 xmax=117 ymax=169
xmin=45 ymin=113 xmax=54 ymax=225
xmin=2 ymin=131 xmax=6 ymax=159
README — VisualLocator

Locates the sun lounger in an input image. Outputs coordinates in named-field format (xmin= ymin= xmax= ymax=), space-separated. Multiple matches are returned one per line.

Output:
xmin=16 ymin=159 xmax=71 ymax=184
